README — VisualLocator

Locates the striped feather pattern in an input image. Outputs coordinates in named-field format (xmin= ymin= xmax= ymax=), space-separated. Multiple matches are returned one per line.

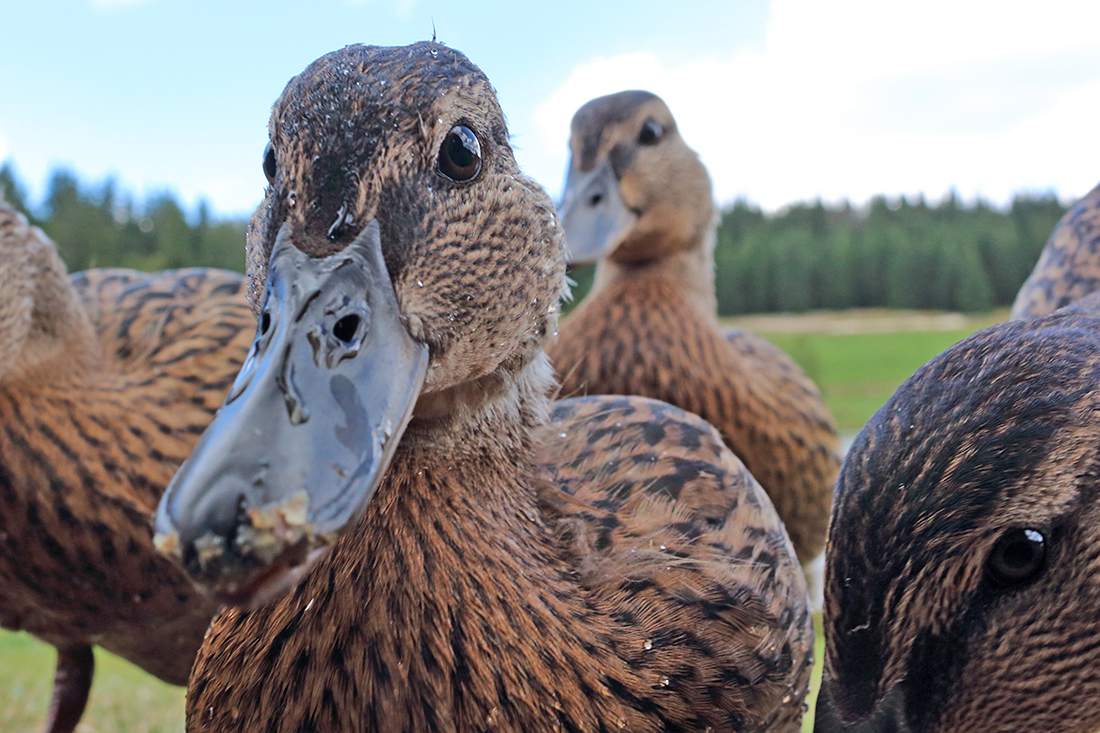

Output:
xmin=0 ymin=200 xmax=255 ymax=688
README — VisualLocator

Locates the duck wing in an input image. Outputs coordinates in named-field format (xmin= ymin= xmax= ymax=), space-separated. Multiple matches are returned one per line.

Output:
xmin=537 ymin=395 xmax=814 ymax=732
xmin=719 ymin=323 xmax=840 ymax=562
xmin=71 ymin=267 xmax=253 ymax=413
xmin=1011 ymin=182 xmax=1100 ymax=319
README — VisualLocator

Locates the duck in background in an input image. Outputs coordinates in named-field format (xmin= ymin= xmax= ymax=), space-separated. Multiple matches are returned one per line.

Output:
xmin=547 ymin=90 xmax=840 ymax=578
xmin=0 ymin=195 xmax=254 ymax=732
xmin=1011 ymin=182 xmax=1100 ymax=319
xmin=152 ymin=42 xmax=814 ymax=733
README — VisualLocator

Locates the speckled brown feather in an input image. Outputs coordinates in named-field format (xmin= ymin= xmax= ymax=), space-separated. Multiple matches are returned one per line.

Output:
xmin=816 ymin=293 xmax=1100 ymax=733
xmin=552 ymin=279 xmax=838 ymax=564
xmin=1011 ymin=181 xmax=1100 ymax=319
xmin=548 ymin=92 xmax=839 ymax=564
xmin=541 ymin=396 xmax=813 ymax=731
xmin=180 ymin=43 xmax=811 ymax=733
xmin=189 ymin=395 xmax=812 ymax=733
xmin=0 ymin=197 xmax=254 ymax=729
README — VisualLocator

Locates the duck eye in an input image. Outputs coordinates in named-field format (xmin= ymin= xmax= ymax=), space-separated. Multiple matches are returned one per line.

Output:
xmin=438 ymin=125 xmax=482 ymax=182
xmin=332 ymin=314 xmax=360 ymax=344
xmin=986 ymin=528 xmax=1046 ymax=587
xmin=638 ymin=118 xmax=664 ymax=146
xmin=263 ymin=142 xmax=277 ymax=184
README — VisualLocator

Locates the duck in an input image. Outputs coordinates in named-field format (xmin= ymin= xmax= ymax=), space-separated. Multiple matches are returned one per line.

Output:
xmin=813 ymin=292 xmax=1100 ymax=733
xmin=0 ymin=194 xmax=255 ymax=733
xmin=547 ymin=90 xmax=840 ymax=568
xmin=1011 ymin=181 xmax=1100 ymax=319
xmin=151 ymin=42 xmax=814 ymax=733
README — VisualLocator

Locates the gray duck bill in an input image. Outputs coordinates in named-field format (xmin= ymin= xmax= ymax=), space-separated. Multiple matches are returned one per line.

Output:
xmin=558 ymin=157 xmax=635 ymax=264
xmin=153 ymin=220 xmax=429 ymax=606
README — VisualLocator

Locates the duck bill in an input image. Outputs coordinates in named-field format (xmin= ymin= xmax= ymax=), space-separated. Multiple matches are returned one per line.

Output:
xmin=814 ymin=678 xmax=910 ymax=733
xmin=558 ymin=158 xmax=636 ymax=265
xmin=153 ymin=220 xmax=428 ymax=606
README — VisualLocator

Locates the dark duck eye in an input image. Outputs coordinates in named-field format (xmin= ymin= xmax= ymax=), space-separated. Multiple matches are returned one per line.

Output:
xmin=263 ymin=142 xmax=277 ymax=184
xmin=638 ymin=118 xmax=664 ymax=146
xmin=332 ymin=314 xmax=360 ymax=344
xmin=437 ymin=125 xmax=482 ymax=182
xmin=986 ymin=528 xmax=1047 ymax=587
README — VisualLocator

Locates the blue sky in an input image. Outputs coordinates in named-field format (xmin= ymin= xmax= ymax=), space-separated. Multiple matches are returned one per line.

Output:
xmin=2 ymin=0 xmax=1098 ymax=219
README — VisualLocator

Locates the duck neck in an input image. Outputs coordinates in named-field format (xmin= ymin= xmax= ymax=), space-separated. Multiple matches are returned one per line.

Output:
xmin=590 ymin=222 xmax=717 ymax=317
xmin=408 ymin=346 xmax=554 ymax=453
xmin=334 ymin=353 xmax=630 ymax=726
xmin=392 ymin=350 xmax=569 ymax=589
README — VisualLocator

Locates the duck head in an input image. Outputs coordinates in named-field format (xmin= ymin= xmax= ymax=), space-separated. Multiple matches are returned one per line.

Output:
xmin=0 ymin=197 xmax=95 ymax=382
xmin=558 ymin=90 xmax=713 ymax=265
xmin=153 ymin=42 xmax=566 ymax=606
xmin=815 ymin=299 xmax=1100 ymax=733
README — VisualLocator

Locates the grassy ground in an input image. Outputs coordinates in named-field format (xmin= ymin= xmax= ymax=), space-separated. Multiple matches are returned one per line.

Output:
xmin=0 ymin=309 xmax=1004 ymax=731
xmin=0 ymin=631 xmax=185 ymax=732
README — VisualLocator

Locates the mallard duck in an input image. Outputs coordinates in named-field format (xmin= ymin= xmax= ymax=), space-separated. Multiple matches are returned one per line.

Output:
xmin=0 ymin=195 xmax=254 ymax=733
xmin=813 ymin=293 xmax=1100 ymax=732
xmin=1011 ymin=181 xmax=1100 ymax=319
xmin=547 ymin=91 xmax=840 ymax=567
xmin=152 ymin=42 xmax=814 ymax=732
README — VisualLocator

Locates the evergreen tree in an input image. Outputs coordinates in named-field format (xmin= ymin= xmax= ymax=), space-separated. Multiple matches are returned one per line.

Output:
xmin=0 ymin=161 xmax=31 ymax=218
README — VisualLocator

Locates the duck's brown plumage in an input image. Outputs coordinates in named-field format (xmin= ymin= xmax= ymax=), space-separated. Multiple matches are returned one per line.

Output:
xmin=0 ymin=197 xmax=254 ymax=733
xmin=160 ymin=43 xmax=812 ymax=732
xmin=190 ymin=396 xmax=812 ymax=732
xmin=548 ymin=91 xmax=839 ymax=564
xmin=814 ymin=293 xmax=1100 ymax=733
xmin=1011 ymin=181 xmax=1100 ymax=319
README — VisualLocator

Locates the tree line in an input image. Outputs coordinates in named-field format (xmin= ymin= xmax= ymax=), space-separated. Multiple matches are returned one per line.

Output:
xmin=710 ymin=192 xmax=1065 ymax=314
xmin=0 ymin=163 xmax=245 ymax=274
xmin=1 ymin=162 xmax=1067 ymax=314
xmin=568 ymin=191 xmax=1065 ymax=314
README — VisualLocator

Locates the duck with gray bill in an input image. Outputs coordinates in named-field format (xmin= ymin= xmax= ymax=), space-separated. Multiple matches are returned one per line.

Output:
xmin=153 ymin=42 xmax=813 ymax=732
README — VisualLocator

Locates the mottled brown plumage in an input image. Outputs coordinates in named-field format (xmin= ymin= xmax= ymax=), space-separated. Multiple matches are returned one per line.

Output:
xmin=1011 ymin=181 xmax=1100 ymax=319
xmin=160 ymin=43 xmax=813 ymax=732
xmin=0 ymin=196 xmax=254 ymax=733
xmin=189 ymin=396 xmax=813 ymax=732
xmin=814 ymin=293 xmax=1100 ymax=733
xmin=548 ymin=91 xmax=839 ymax=565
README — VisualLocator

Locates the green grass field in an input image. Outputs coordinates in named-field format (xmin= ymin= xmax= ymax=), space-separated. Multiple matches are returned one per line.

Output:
xmin=0 ymin=309 xmax=1004 ymax=731
xmin=0 ymin=631 xmax=184 ymax=732
xmin=729 ymin=309 xmax=1007 ymax=434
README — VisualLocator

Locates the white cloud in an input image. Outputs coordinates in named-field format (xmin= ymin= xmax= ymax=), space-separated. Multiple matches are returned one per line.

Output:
xmin=524 ymin=0 xmax=1100 ymax=210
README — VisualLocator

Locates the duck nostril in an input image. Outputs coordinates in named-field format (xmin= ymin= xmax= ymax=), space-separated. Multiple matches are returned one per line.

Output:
xmin=260 ymin=311 xmax=271 ymax=336
xmin=589 ymin=193 xmax=603 ymax=207
xmin=333 ymin=314 xmax=360 ymax=344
